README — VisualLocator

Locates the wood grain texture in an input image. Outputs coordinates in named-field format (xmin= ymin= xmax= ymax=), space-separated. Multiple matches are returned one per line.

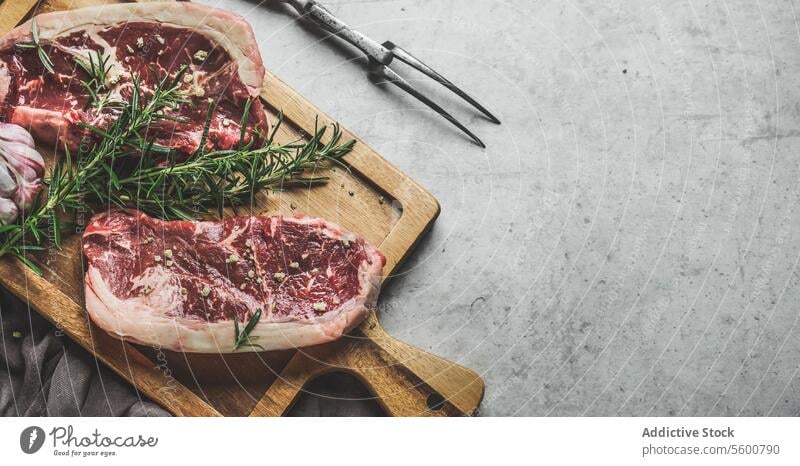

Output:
xmin=0 ymin=0 xmax=485 ymax=416
xmin=250 ymin=313 xmax=484 ymax=417
xmin=0 ymin=0 xmax=38 ymax=34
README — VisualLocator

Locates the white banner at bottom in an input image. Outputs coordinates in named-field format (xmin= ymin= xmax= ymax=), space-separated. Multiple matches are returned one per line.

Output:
xmin=0 ymin=417 xmax=797 ymax=465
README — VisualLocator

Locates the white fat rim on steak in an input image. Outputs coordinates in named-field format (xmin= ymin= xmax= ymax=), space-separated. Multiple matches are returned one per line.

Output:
xmin=84 ymin=216 xmax=385 ymax=353
xmin=0 ymin=2 xmax=265 ymax=96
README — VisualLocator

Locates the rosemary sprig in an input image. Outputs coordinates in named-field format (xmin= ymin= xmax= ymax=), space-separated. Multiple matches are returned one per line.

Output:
xmin=75 ymin=50 xmax=112 ymax=85
xmin=75 ymin=51 xmax=119 ymax=111
xmin=79 ymin=67 xmax=189 ymax=154
xmin=233 ymin=307 xmax=264 ymax=351
xmin=84 ymin=114 xmax=353 ymax=220
xmin=15 ymin=18 xmax=55 ymax=74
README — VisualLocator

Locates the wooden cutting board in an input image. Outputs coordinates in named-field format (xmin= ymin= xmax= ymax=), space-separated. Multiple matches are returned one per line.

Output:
xmin=0 ymin=0 xmax=485 ymax=416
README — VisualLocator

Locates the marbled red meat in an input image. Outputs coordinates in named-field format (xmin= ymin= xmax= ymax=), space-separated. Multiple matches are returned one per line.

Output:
xmin=0 ymin=3 xmax=268 ymax=157
xmin=82 ymin=210 xmax=385 ymax=353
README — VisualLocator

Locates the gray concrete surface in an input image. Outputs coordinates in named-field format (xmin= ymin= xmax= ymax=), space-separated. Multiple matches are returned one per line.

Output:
xmin=200 ymin=0 xmax=800 ymax=416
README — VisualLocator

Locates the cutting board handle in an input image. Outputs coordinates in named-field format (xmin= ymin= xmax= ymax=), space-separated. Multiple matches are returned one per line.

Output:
xmin=249 ymin=312 xmax=484 ymax=416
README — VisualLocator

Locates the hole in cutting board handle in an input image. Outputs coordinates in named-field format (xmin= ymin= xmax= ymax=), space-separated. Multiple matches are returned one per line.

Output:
xmin=426 ymin=392 xmax=445 ymax=411
xmin=287 ymin=372 xmax=386 ymax=416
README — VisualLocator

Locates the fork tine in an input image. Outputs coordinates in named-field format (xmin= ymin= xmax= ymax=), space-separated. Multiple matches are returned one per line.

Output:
xmin=383 ymin=41 xmax=501 ymax=125
xmin=373 ymin=63 xmax=486 ymax=148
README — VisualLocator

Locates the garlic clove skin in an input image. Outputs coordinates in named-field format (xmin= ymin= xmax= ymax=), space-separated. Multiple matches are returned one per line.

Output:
xmin=3 ymin=143 xmax=45 ymax=183
xmin=13 ymin=177 xmax=42 ymax=212
xmin=0 ymin=197 xmax=18 ymax=226
xmin=0 ymin=123 xmax=36 ymax=149
xmin=0 ymin=162 xmax=16 ymax=198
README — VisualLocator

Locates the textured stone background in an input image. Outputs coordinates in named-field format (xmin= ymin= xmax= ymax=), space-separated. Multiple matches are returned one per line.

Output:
xmin=198 ymin=0 xmax=800 ymax=416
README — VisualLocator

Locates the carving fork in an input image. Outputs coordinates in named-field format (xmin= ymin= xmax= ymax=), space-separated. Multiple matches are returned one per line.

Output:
xmin=281 ymin=0 xmax=500 ymax=148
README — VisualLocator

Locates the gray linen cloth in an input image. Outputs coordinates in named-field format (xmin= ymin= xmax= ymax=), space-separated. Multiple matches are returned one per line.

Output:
xmin=0 ymin=287 xmax=169 ymax=417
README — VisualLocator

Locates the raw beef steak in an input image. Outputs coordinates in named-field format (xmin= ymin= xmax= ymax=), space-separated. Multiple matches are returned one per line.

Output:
xmin=82 ymin=210 xmax=385 ymax=353
xmin=0 ymin=3 xmax=268 ymax=156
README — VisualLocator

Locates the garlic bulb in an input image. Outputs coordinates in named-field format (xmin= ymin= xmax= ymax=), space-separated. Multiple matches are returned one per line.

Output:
xmin=0 ymin=123 xmax=45 ymax=225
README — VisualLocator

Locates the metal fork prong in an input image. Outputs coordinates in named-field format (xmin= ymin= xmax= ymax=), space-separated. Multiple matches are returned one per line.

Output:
xmin=373 ymin=64 xmax=486 ymax=148
xmin=383 ymin=41 xmax=501 ymax=125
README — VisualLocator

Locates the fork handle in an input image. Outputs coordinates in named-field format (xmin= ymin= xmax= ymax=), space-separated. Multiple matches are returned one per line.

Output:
xmin=286 ymin=0 xmax=394 ymax=65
